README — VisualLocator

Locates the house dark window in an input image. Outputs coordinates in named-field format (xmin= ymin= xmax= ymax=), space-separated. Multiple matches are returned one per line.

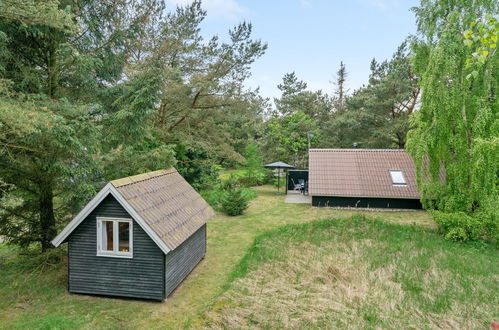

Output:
xmin=118 ymin=222 xmax=130 ymax=252
xmin=103 ymin=221 xmax=113 ymax=251
xmin=97 ymin=217 xmax=133 ymax=258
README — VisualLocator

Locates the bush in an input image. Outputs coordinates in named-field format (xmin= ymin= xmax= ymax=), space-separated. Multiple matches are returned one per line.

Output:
xmin=201 ymin=174 xmax=256 ymax=214
xmin=433 ymin=211 xmax=498 ymax=242
xmin=200 ymin=189 xmax=226 ymax=210
xmin=221 ymin=188 xmax=249 ymax=216
xmin=236 ymin=171 xmax=266 ymax=187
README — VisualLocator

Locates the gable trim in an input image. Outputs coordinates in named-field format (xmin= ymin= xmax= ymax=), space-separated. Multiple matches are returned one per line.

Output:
xmin=51 ymin=183 xmax=171 ymax=254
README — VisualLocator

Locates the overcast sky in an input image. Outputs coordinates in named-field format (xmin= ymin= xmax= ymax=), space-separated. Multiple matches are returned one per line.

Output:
xmin=169 ymin=0 xmax=420 ymax=99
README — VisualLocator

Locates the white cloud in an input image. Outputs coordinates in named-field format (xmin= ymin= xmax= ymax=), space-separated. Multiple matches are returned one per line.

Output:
xmin=167 ymin=0 xmax=247 ymax=20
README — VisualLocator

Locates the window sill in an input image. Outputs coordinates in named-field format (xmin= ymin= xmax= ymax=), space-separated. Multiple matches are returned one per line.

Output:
xmin=96 ymin=251 xmax=133 ymax=259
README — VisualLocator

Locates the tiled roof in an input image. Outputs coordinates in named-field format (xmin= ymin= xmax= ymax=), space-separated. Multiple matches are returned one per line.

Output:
xmin=308 ymin=149 xmax=420 ymax=199
xmin=112 ymin=169 xmax=215 ymax=250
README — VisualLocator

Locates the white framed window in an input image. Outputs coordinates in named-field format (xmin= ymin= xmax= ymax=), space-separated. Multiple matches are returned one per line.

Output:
xmin=389 ymin=170 xmax=407 ymax=185
xmin=96 ymin=217 xmax=133 ymax=258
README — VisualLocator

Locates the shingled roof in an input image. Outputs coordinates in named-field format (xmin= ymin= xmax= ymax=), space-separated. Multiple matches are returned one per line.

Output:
xmin=112 ymin=169 xmax=214 ymax=250
xmin=309 ymin=149 xmax=420 ymax=199
xmin=52 ymin=168 xmax=215 ymax=252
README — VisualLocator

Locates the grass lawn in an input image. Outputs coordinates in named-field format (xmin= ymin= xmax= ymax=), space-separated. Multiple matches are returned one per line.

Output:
xmin=202 ymin=217 xmax=498 ymax=329
xmin=218 ymin=168 xmax=246 ymax=181
xmin=2 ymin=186 xmax=495 ymax=329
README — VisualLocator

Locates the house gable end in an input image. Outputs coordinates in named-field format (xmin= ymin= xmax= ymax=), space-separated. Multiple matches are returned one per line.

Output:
xmin=51 ymin=183 xmax=171 ymax=254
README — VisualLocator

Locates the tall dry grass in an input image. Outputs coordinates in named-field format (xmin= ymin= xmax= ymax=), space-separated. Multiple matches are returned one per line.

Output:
xmin=203 ymin=218 xmax=498 ymax=329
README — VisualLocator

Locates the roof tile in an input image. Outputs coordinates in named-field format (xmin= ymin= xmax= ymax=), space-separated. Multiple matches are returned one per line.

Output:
xmin=111 ymin=168 xmax=214 ymax=250
xmin=309 ymin=149 xmax=420 ymax=199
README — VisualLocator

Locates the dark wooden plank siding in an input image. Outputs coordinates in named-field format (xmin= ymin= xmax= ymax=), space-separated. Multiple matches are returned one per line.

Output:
xmin=312 ymin=196 xmax=422 ymax=209
xmin=68 ymin=195 xmax=165 ymax=301
xmin=165 ymin=224 xmax=206 ymax=297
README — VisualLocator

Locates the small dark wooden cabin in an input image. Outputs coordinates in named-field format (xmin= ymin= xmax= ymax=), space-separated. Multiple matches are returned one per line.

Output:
xmin=51 ymin=169 xmax=214 ymax=301
xmin=309 ymin=149 xmax=422 ymax=209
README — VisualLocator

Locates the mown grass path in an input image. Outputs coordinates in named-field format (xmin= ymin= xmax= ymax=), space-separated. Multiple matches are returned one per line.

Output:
xmin=0 ymin=186 xmax=433 ymax=329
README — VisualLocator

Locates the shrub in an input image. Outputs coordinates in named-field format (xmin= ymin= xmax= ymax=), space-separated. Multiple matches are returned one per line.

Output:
xmin=221 ymin=188 xmax=248 ymax=216
xmin=433 ymin=210 xmax=498 ymax=242
xmin=236 ymin=171 xmax=266 ymax=187
xmin=200 ymin=189 xmax=226 ymax=211
xmin=201 ymin=174 xmax=256 ymax=214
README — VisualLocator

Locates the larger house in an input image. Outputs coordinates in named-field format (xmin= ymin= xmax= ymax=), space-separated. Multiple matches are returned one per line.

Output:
xmin=308 ymin=149 xmax=422 ymax=209
xmin=51 ymin=169 xmax=214 ymax=301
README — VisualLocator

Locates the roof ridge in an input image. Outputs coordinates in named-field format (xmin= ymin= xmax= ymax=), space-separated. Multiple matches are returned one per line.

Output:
xmin=111 ymin=168 xmax=177 ymax=188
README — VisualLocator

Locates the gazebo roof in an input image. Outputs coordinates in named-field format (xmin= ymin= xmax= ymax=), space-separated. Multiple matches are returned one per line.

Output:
xmin=264 ymin=161 xmax=295 ymax=169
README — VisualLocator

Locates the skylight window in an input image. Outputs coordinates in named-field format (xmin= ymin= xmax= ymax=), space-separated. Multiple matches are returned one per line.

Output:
xmin=389 ymin=170 xmax=406 ymax=185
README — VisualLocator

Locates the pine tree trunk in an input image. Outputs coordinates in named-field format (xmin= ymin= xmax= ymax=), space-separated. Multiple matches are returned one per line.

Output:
xmin=47 ymin=40 xmax=58 ymax=98
xmin=397 ymin=132 xmax=405 ymax=149
xmin=39 ymin=180 xmax=56 ymax=251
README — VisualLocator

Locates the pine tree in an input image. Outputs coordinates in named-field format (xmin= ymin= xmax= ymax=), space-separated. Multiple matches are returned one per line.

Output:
xmin=0 ymin=0 xmax=166 ymax=250
xmin=333 ymin=61 xmax=349 ymax=112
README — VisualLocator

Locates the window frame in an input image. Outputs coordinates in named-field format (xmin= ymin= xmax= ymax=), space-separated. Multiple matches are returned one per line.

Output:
xmin=389 ymin=170 xmax=407 ymax=186
xmin=96 ymin=217 xmax=133 ymax=258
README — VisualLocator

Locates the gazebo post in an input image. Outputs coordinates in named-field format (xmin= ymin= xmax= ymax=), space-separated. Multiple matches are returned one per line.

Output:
xmin=284 ymin=170 xmax=289 ymax=195
xmin=277 ymin=169 xmax=280 ymax=192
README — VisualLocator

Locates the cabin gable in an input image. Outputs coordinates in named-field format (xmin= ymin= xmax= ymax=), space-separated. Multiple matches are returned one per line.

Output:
xmin=68 ymin=194 xmax=165 ymax=301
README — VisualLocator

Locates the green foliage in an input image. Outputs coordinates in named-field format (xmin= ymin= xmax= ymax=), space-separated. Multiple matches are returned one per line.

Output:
xmin=463 ymin=14 xmax=498 ymax=76
xmin=221 ymin=187 xmax=249 ymax=216
xmin=333 ymin=61 xmax=349 ymax=112
xmin=263 ymin=111 xmax=319 ymax=168
xmin=238 ymin=143 xmax=265 ymax=186
xmin=131 ymin=1 xmax=267 ymax=164
xmin=175 ymin=144 xmax=221 ymax=191
xmin=201 ymin=173 xmax=256 ymax=213
xmin=407 ymin=1 xmax=498 ymax=241
xmin=101 ymin=143 xmax=176 ymax=181
xmin=0 ymin=0 xmax=76 ymax=31
xmin=274 ymin=72 xmax=331 ymax=119
xmin=0 ymin=95 xmax=101 ymax=249
xmin=433 ymin=211 xmax=498 ymax=241
xmin=324 ymin=41 xmax=420 ymax=149
xmin=0 ymin=0 xmax=162 ymax=250
xmin=0 ymin=0 xmax=267 ymax=250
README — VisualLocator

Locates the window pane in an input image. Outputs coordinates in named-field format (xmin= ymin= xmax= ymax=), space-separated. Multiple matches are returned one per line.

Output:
xmin=389 ymin=170 xmax=406 ymax=184
xmin=118 ymin=222 xmax=130 ymax=252
xmin=102 ymin=221 xmax=113 ymax=251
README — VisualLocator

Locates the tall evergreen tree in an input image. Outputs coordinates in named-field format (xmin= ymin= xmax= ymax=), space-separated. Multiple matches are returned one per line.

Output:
xmin=333 ymin=61 xmax=349 ymax=112
xmin=0 ymin=0 xmax=167 ymax=250
xmin=324 ymin=41 xmax=419 ymax=148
